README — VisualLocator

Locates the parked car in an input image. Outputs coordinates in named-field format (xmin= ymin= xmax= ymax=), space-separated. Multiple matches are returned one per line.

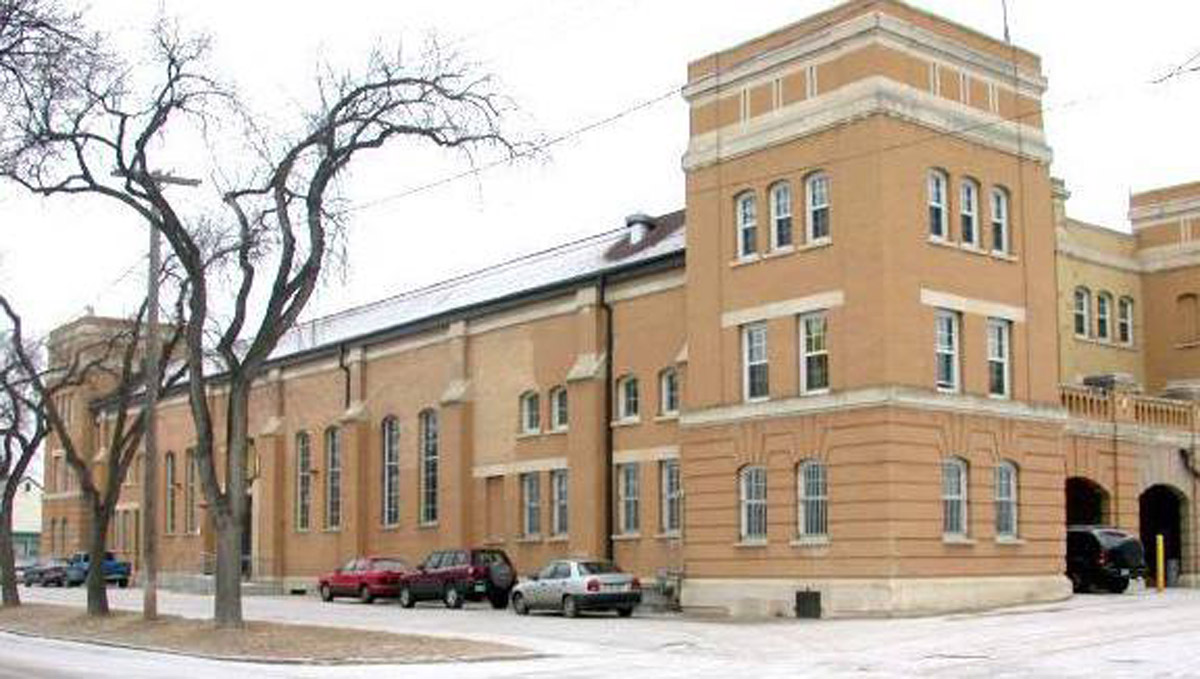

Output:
xmin=318 ymin=556 xmax=413 ymax=604
xmin=22 ymin=558 xmax=69 ymax=587
xmin=13 ymin=558 xmax=36 ymax=582
xmin=510 ymin=558 xmax=641 ymax=618
xmin=65 ymin=551 xmax=131 ymax=588
xmin=1066 ymin=525 xmax=1146 ymax=593
xmin=398 ymin=548 xmax=515 ymax=609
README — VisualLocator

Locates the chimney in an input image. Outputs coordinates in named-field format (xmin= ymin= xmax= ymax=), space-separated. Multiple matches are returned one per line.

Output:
xmin=625 ymin=213 xmax=656 ymax=245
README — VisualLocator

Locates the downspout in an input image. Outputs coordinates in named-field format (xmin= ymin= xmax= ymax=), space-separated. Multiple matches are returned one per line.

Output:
xmin=338 ymin=344 xmax=351 ymax=409
xmin=600 ymin=274 xmax=614 ymax=561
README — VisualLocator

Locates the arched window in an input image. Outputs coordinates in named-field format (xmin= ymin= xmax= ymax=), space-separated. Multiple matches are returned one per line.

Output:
xmin=185 ymin=448 xmax=198 ymax=534
xmin=797 ymin=460 xmax=828 ymax=538
xmin=519 ymin=391 xmax=541 ymax=434
xmin=324 ymin=427 xmax=342 ymax=530
xmin=616 ymin=376 xmax=639 ymax=421
xmin=806 ymin=172 xmax=830 ymax=242
xmin=769 ymin=181 xmax=793 ymax=249
xmin=928 ymin=169 xmax=949 ymax=239
xmin=164 ymin=451 xmax=176 ymax=535
xmin=960 ymin=178 xmax=980 ymax=247
xmin=1178 ymin=294 xmax=1199 ymax=345
xmin=1073 ymin=287 xmax=1091 ymax=338
xmin=990 ymin=186 xmax=1010 ymax=254
xmin=735 ymin=191 xmax=757 ymax=259
xmin=658 ymin=368 xmax=679 ymax=416
xmin=1118 ymin=297 xmax=1135 ymax=345
xmin=1096 ymin=292 xmax=1113 ymax=341
xmin=995 ymin=461 xmax=1018 ymax=538
xmin=739 ymin=465 xmax=767 ymax=541
xmin=942 ymin=457 xmax=968 ymax=537
xmin=295 ymin=432 xmax=312 ymax=531
xmin=381 ymin=417 xmax=400 ymax=527
xmin=549 ymin=386 xmax=569 ymax=431
xmin=419 ymin=409 xmax=439 ymax=525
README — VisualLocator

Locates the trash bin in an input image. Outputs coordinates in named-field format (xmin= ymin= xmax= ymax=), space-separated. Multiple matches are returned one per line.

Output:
xmin=795 ymin=590 xmax=821 ymax=619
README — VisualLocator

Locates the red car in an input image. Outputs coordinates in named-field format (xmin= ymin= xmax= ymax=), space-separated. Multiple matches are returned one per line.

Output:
xmin=318 ymin=556 xmax=413 ymax=604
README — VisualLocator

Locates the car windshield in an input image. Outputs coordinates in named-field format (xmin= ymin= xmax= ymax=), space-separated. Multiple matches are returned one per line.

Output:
xmin=1096 ymin=530 xmax=1133 ymax=547
xmin=577 ymin=561 xmax=621 ymax=575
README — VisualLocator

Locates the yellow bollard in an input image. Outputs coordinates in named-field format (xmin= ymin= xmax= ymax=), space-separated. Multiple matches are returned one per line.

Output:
xmin=1156 ymin=534 xmax=1165 ymax=593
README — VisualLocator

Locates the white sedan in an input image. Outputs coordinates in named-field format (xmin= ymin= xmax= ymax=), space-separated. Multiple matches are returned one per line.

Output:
xmin=511 ymin=559 xmax=642 ymax=618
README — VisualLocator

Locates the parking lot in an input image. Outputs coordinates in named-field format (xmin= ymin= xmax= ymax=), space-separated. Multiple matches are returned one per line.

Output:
xmin=7 ymin=584 xmax=1200 ymax=678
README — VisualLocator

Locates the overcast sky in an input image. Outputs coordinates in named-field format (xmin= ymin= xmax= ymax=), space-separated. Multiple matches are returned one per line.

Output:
xmin=2 ymin=0 xmax=1199 ymax=342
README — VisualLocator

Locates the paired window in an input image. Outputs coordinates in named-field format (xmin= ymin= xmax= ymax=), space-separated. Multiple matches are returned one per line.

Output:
xmin=742 ymin=322 xmax=769 ymax=401
xmin=739 ymin=465 xmax=768 ymax=541
xmin=799 ymin=312 xmax=829 ymax=393
xmin=617 ymin=463 xmax=640 ymax=534
xmin=659 ymin=368 xmax=680 ymax=416
xmin=990 ymin=188 xmax=1010 ymax=254
xmin=806 ymin=172 xmax=830 ymax=242
xmin=661 ymin=459 xmax=682 ymax=534
xmin=617 ymin=376 xmax=640 ymax=421
xmin=549 ymin=386 xmax=568 ymax=431
xmin=987 ymin=318 xmax=1012 ymax=398
xmin=1117 ymin=297 xmax=1134 ymax=345
xmin=164 ymin=451 xmax=176 ymax=535
xmin=1073 ymin=287 xmax=1091 ymax=337
xmin=736 ymin=192 xmax=758 ymax=259
xmin=419 ymin=409 xmax=439 ymax=525
xmin=1096 ymin=293 xmax=1112 ymax=341
xmin=521 ymin=472 xmax=541 ymax=537
xmin=294 ymin=434 xmax=311 ymax=531
xmin=769 ymin=182 xmax=793 ymax=249
xmin=935 ymin=310 xmax=961 ymax=393
xmin=550 ymin=469 xmax=569 ymax=536
xmin=960 ymin=179 xmax=979 ymax=247
xmin=324 ymin=427 xmax=342 ymax=530
xmin=928 ymin=170 xmax=949 ymax=239
xmin=382 ymin=417 xmax=400 ymax=527
xmin=520 ymin=391 xmax=541 ymax=434
xmin=995 ymin=461 xmax=1018 ymax=538
xmin=941 ymin=457 xmax=968 ymax=537
xmin=797 ymin=460 xmax=828 ymax=538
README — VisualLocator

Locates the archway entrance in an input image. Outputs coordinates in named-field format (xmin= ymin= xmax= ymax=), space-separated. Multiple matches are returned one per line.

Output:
xmin=1066 ymin=477 xmax=1110 ymax=526
xmin=1140 ymin=485 xmax=1185 ymax=586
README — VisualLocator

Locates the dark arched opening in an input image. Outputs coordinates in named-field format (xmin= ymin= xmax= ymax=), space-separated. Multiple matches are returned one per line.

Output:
xmin=1140 ymin=485 xmax=1185 ymax=586
xmin=1066 ymin=477 xmax=1110 ymax=526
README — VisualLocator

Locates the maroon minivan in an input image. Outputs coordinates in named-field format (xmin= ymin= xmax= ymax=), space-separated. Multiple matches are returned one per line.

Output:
xmin=398 ymin=548 xmax=515 ymax=609
xmin=318 ymin=556 xmax=413 ymax=604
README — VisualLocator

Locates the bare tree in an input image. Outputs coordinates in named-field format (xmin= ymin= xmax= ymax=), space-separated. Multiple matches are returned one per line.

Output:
xmin=2 ymin=16 xmax=523 ymax=626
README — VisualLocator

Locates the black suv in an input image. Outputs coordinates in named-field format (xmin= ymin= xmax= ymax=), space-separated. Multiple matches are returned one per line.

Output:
xmin=399 ymin=548 xmax=516 ymax=609
xmin=1066 ymin=526 xmax=1146 ymax=593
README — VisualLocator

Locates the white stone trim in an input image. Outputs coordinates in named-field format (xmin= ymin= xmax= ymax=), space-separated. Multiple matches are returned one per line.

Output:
xmin=613 ymin=446 xmax=680 ymax=465
xmin=721 ymin=290 xmax=845 ymax=328
xmin=920 ymin=288 xmax=1026 ymax=323
xmin=467 ymin=295 xmax=578 ymax=337
xmin=606 ymin=271 xmax=686 ymax=303
xmin=472 ymin=456 xmax=567 ymax=479
xmin=1064 ymin=419 xmax=1196 ymax=447
xmin=566 ymin=352 xmax=606 ymax=382
xmin=1129 ymin=195 xmax=1200 ymax=226
xmin=1139 ymin=242 xmax=1200 ymax=273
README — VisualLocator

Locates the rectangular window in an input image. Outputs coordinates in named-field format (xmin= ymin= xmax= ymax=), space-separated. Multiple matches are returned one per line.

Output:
xmin=382 ymin=419 xmax=400 ymax=527
xmin=770 ymin=182 xmax=793 ymax=249
xmin=987 ymin=318 xmax=1011 ymax=398
xmin=935 ymin=310 xmax=960 ymax=392
xmin=929 ymin=171 xmax=948 ymax=239
xmin=325 ymin=429 xmax=342 ymax=530
xmin=1073 ymin=289 xmax=1090 ymax=337
xmin=1118 ymin=298 xmax=1134 ymax=345
xmin=740 ymin=466 xmax=767 ymax=541
xmin=928 ymin=62 xmax=941 ymax=95
xmin=661 ymin=459 xmax=681 ymax=534
xmin=618 ymin=377 xmax=640 ymax=420
xmin=521 ymin=392 xmax=540 ymax=434
xmin=420 ymin=410 xmax=439 ymax=525
xmin=995 ymin=463 xmax=1018 ymax=538
xmin=800 ymin=312 xmax=829 ymax=393
xmin=961 ymin=181 xmax=978 ymax=246
xmin=550 ymin=469 xmax=569 ymax=536
xmin=1096 ymin=295 xmax=1111 ymax=341
xmin=617 ymin=463 xmax=640 ymax=535
xmin=942 ymin=459 xmax=968 ymax=537
xmin=959 ymin=71 xmax=969 ymax=104
xmin=798 ymin=461 xmax=828 ymax=538
xmin=991 ymin=188 xmax=1010 ymax=253
xmin=521 ymin=472 xmax=541 ymax=537
xmin=743 ymin=322 xmax=769 ymax=401
xmin=737 ymin=194 xmax=757 ymax=259
xmin=295 ymin=436 xmax=311 ymax=532
xmin=806 ymin=173 xmax=830 ymax=242
xmin=660 ymin=369 xmax=679 ymax=415
xmin=550 ymin=387 xmax=568 ymax=430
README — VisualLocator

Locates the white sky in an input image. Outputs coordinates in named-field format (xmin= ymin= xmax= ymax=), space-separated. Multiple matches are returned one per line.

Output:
xmin=1 ymin=0 xmax=1198 ymax=343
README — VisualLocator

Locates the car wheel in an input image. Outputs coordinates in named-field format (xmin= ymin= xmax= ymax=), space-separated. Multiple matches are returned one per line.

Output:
xmin=118 ymin=579 xmax=129 ymax=589
xmin=359 ymin=585 xmax=374 ymax=604
xmin=512 ymin=593 xmax=530 ymax=616
xmin=617 ymin=607 xmax=634 ymax=618
xmin=399 ymin=586 xmax=416 ymax=608
xmin=444 ymin=586 xmax=464 ymax=609
xmin=489 ymin=589 xmax=510 ymax=609
xmin=1107 ymin=577 xmax=1130 ymax=594
xmin=562 ymin=595 xmax=579 ymax=619
xmin=319 ymin=583 xmax=334 ymax=602
xmin=1068 ymin=572 xmax=1085 ymax=593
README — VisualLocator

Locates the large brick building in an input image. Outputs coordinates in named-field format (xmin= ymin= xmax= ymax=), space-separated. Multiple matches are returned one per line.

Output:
xmin=40 ymin=0 xmax=1199 ymax=617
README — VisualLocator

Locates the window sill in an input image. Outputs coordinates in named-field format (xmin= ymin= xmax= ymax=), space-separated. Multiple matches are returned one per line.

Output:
xmin=482 ymin=537 xmax=506 ymax=547
xmin=790 ymin=536 xmax=830 ymax=548
xmin=1076 ymin=335 xmax=1139 ymax=352
xmin=744 ymin=396 xmax=771 ymax=405
xmin=936 ymin=386 xmax=960 ymax=395
xmin=765 ymin=245 xmax=795 ymax=259
xmin=381 ymin=524 xmax=401 ymax=532
xmin=516 ymin=535 xmax=543 ymax=544
xmin=516 ymin=431 xmax=542 ymax=440
xmin=610 ymin=418 xmax=641 ymax=428
xmin=990 ymin=250 xmax=1018 ymax=263
xmin=942 ymin=535 xmax=975 ymax=546
xmin=611 ymin=533 xmax=642 ymax=542
xmin=418 ymin=522 xmax=439 ymax=530
xmin=800 ymin=238 xmax=832 ymax=251
xmin=654 ymin=413 xmax=680 ymax=423
xmin=987 ymin=392 xmax=1011 ymax=401
xmin=656 ymin=531 xmax=682 ymax=540
xmin=800 ymin=388 xmax=830 ymax=398
xmin=995 ymin=536 xmax=1025 ymax=546
xmin=1174 ymin=341 xmax=1200 ymax=350
xmin=322 ymin=528 xmax=342 ymax=534
xmin=547 ymin=427 xmax=568 ymax=436
xmin=547 ymin=535 xmax=569 ymax=543
xmin=959 ymin=242 xmax=986 ymax=255
xmin=734 ymin=540 xmax=768 ymax=548
xmin=729 ymin=254 xmax=761 ymax=268
xmin=927 ymin=235 xmax=954 ymax=248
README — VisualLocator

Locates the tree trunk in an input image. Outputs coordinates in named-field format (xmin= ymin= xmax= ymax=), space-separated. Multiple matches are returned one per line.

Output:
xmin=86 ymin=508 xmax=111 ymax=616
xmin=212 ymin=509 xmax=243 ymax=628
xmin=0 ymin=491 xmax=19 ymax=608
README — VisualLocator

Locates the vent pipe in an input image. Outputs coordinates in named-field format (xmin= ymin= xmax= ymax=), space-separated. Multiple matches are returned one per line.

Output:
xmin=625 ymin=213 xmax=656 ymax=245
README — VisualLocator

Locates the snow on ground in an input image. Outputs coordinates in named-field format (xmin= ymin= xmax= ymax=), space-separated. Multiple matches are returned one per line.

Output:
xmin=6 ymin=584 xmax=1200 ymax=678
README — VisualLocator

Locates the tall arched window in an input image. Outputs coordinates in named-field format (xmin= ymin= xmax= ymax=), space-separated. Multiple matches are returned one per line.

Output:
xmin=519 ymin=391 xmax=541 ymax=434
xmin=164 ymin=451 xmax=176 ymax=535
xmin=739 ymin=465 xmax=767 ymax=542
xmin=381 ymin=417 xmax=400 ymax=527
xmin=549 ymin=386 xmax=569 ymax=431
xmin=184 ymin=448 xmax=198 ymax=534
xmin=1096 ymin=292 xmax=1113 ymax=341
xmin=960 ymin=178 xmax=980 ymax=247
xmin=616 ymin=376 xmax=639 ymax=421
xmin=419 ymin=409 xmax=439 ymax=525
xmin=735 ymin=191 xmax=757 ymax=259
xmin=295 ymin=432 xmax=312 ymax=531
xmin=1179 ymin=294 xmax=1199 ymax=345
xmin=942 ymin=457 xmax=968 ymax=537
xmin=797 ymin=460 xmax=828 ymax=538
xmin=928 ymin=169 xmax=949 ymax=239
xmin=995 ymin=461 xmax=1018 ymax=538
xmin=1073 ymin=287 xmax=1091 ymax=338
xmin=658 ymin=368 xmax=679 ymax=416
xmin=324 ymin=427 xmax=342 ymax=530
xmin=1118 ymin=297 xmax=1135 ymax=345
xmin=769 ymin=181 xmax=793 ymax=249
xmin=806 ymin=172 xmax=830 ymax=242
xmin=990 ymin=186 xmax=1010 ymax=254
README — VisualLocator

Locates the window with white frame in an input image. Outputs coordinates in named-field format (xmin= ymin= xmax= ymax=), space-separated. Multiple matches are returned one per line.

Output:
xmin=736 ymin=192 xmax=757 ymax=259
xmin=294 ymin=434 xmax=311 ymax=532
xmin=935 ymin=309 xmax=960 ymax=392
xmin=549 ymin=386 xmax=568 ymax=431
xmin=617 ymin=376 xmax=639 ymax=421
xmin=520 ymin=391 xmax=541 ymax=434
xmin=942 ymin=457 xmax=968 ymax=537
xmin=659 ymin=368 xmax=679 ymax=416
xmin=382 ymin=417 xmax=400 ymax=527
xmin=550 ymin=469 xmax=568 ymax=536
xmin=961 ymin=179 xmax=979 ymax=247
xmin=617 ymin=463 xmax=640 ymax=534
xmin=419 ymin=409 xmax=439 ymax=525
xmin=1118 ymin=297 xmax=1134 ymax=345
xmin=324 ymin=427 xmax=342 ymax=530
xmin=995 ymin=461 xmax=1018 ymax=538
xmin=991 ymin=187 xmax=1010 ymax=253
xmin=521 ymin=472 xmax=541 ymax=537
xmin=739 ymin=465 xmax=767 ymax=541
xmin=661 ymin=459 xmax=681 ymax=534
xmin=769 ymin=181 xmax=793 ymax=249
xmin=797 ymin=460 xmax=828 ymax=538
xmin=987 ymin=318 xmax=1012 ymax=398
xmin=806 ymin=172 xmax=830 ymax=242
xmin=1096 ymin=292 xmax=1112 ymax=341
xmin=743 ymin=322 xmax=769 ymax=401
xmin=928 ymin=170 xmax=949 ymax=239
xmin=1073 ymin=287 xmax=1091 ymax=337
xmin=800 ymin=312 xmax=829 ymax=393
